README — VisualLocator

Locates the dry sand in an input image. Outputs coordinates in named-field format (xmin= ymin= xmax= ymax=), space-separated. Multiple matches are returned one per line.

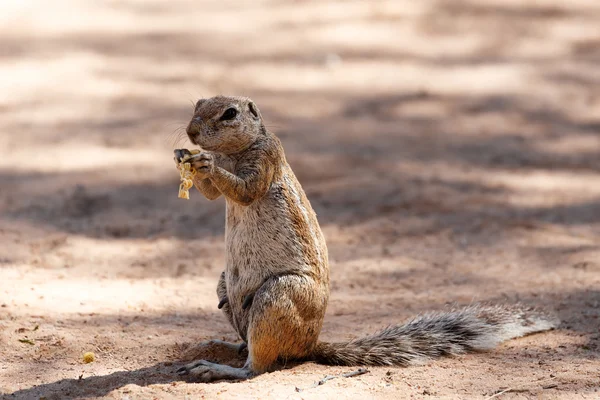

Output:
xmin=1 ymin=0 xmax=599 ymax=399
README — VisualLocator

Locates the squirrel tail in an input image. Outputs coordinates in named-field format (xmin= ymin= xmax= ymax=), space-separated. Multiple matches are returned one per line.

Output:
xmin=312 ymin=304 xmax=558 ymax=366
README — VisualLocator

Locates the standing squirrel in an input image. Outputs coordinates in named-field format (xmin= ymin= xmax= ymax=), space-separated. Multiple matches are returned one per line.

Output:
xmin=174 ymin=96 xmax=558 ymax=382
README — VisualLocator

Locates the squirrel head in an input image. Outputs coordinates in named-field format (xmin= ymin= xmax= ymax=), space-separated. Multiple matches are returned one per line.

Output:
xmin=186 ymin=96 xmax=265 ymax=154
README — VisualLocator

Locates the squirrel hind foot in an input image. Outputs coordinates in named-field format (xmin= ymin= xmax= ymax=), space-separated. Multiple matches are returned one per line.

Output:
xmin=177 ymin=360 xmax=252 ymax=382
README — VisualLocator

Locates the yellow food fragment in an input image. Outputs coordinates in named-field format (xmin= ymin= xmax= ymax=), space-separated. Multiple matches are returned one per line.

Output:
xmin=176 ymin=149 xmax=201 ymax=200
xmin=83 ymin=352 xmax=95 ymax=363
xmin=178 ymin=162 xmax=196 ymax=200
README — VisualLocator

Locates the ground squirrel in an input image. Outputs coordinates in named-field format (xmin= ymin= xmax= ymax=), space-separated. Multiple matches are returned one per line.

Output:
xmin=174 ymin=95 xmax=558 ymax=382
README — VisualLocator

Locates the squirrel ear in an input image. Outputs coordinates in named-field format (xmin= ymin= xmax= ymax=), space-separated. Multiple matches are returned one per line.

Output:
xmin=248 ymin=101 xmax=260 ymax=120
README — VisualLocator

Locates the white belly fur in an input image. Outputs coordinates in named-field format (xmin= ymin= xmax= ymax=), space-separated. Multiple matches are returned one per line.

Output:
xmin=223 ymin=174 xmax=314 ymax=337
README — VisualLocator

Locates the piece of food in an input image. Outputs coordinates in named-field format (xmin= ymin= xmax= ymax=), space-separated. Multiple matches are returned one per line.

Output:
xmin=178 ymin=162 xmax=196 ymax=199
xmin=83 ymin=352 xmax=95 ymax=363
xmin=175 ymin=149 xmax=201 ymax=200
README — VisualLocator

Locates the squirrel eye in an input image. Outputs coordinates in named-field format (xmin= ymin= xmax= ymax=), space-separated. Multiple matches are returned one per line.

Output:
xmin=220 ymin=108 xmax=237 ymax=121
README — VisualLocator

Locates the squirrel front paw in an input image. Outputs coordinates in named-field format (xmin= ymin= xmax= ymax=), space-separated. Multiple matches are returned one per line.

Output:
xmin=174 ymin=148 xmax=199 ymax=165
xmin=173 ymin=149 xmax=214 ymax=179
xmin=188 ymin=152 xmax=215 ymax=178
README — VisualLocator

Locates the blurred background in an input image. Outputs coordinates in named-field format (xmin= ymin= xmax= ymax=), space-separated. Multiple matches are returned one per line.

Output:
xmin=1 ymin=0 xmax=599 ymax=398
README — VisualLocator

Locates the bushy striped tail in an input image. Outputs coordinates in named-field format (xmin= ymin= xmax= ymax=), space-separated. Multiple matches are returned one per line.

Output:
xmin=312 ymin=304 xmax=558 ymax=366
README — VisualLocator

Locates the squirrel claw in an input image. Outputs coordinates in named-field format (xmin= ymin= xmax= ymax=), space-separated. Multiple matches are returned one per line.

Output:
xmin=218 ymin=296 xmax=228 ymax=309
xmin=174 ymin=149 xmax=191 ymax=163
xmin=242 ymin=293 xmax=254 ymax=310
xmin=176 ymin=366 xmax=189 ymax=375
xmin=174 ymin=148 xmax=202 ymax=164
xmin=238 ymin=342 xmax=248 ymax=354
xmin=177 ymin=360 xmax=209 ymax=376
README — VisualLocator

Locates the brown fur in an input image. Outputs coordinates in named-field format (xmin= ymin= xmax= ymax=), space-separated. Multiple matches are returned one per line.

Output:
xmin=175 ymin=96 xmax=557 ymax=382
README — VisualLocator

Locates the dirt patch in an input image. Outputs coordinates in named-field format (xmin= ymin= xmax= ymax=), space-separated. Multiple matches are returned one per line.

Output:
xmin=1 ymin=0 xmax=599 ymax=399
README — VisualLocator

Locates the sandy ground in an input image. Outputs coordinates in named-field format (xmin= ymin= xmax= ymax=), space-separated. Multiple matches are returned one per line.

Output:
xmin=1 ymin=0 xmax=600 ymax=399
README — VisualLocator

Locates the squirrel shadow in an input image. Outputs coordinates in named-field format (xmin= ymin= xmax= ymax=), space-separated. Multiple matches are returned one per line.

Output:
xmin=5 ymin=343 xmax=251 ymax=400
xmin=5 ymin=362 xmax=182 ymax=400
